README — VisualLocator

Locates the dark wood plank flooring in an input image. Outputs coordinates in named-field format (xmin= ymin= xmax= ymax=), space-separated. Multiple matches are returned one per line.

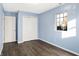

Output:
xmin=2 ymin=40 xmax=77 ymax=56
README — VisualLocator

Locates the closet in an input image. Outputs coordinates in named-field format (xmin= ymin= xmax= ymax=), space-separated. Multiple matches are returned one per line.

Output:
xmin=22 ymin=16 xmax=38 ymax=42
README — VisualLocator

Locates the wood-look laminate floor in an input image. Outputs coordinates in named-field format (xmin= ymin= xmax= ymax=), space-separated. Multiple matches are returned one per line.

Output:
xmin=2 ymin=40 xmax=76 ymax=56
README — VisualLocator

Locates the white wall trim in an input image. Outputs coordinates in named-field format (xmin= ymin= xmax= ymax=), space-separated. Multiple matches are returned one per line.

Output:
xmin=18 ymin=41 xmax=24 ymax=44
xmin=0 ymin=48 xmax=3 ymax=55
xmin=4 ymin=41 xmax=16 ymax=43
xmin=18 ymin=39 xmax=39 ymax=44
xmin=0 ymin=50 xmax=1 ymax=55
xmin=39 ymin=39 xmax=79 ymax=56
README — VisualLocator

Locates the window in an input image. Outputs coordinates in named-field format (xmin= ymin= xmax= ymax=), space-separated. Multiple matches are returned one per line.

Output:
xmin=62 ymin=19 xmax=76 ymax=39
xmin=56 ymin=12 xmax=68 ymax=31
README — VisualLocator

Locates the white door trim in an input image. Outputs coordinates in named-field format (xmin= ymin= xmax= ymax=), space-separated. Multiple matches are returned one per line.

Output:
xmin=0 ymin=47 xmax=3 ymax=55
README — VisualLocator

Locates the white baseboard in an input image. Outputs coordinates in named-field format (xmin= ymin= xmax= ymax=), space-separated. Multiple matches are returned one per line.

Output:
xmin=4 ymin=41 xmax=16 ymax=43
xmin=23 ymin=39 xmax=38 ymax=41
xmin=0 ymin=50 xmax=1 ymax=55
xmin=39 ymin=39 xmax=79 ymax=56
xmin=4 ymin=41 xmax=16 ymax=44
xmin=18 ymin=41 xmax=23 ymax=44
xmin=18 ymin=39 xmax=39 ymax=44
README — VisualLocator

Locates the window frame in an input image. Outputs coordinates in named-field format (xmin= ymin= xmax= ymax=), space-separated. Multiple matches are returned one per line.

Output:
xmin=56 ymin=12 xmax=68 ymax=31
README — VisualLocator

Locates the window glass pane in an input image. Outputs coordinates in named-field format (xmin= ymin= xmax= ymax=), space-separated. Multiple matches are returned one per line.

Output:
xmin=64 ymin=12 xmax=68 ymax=16
xmin=60 ymin=13 xmax=63 ymax=17
xmin=57 ymin=22 xmax=60 ymax=26
xmin=60 ymin=18 xmax=63 ymax=22
xmin=63 ymin=16 xmax=67 ymax=26
xmin=57 ymin=14 xmax=60 ymax=18
xmin=57 ymin=19 xmax=60 ymax=22
xmin=60 ymin=18 xmax=63 ymax=25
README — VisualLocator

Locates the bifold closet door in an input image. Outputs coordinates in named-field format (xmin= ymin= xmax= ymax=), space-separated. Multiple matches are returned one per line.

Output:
xmin=23 ymin=16 xmax=38 ymax=41
xmin=4 ymin=16 xmax=16 ymax=43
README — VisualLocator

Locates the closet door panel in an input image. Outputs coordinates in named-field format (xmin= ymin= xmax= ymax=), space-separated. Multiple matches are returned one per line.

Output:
xmin=4 ymin=16 xmax=16 ymax=43
xmin=23 ymin=16 xmax=38 ymax=41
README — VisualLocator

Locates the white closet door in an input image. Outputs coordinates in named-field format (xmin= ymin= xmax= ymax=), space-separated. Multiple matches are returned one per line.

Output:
xmin=4 ymin=16 xmax=16 ymax=43
xmin=23 ymin=16 xmax=38 ymax=41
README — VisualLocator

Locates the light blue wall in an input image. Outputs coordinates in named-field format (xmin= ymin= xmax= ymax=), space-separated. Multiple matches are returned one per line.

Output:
xmin=17 ymin=11 xmax=38 ymax=43
xmin=76 ymin=4 xmax=79 ymax=52
xmin=0 ymin=4 xmax=4 ymax=51
xmin=4 ymin=11 xmax=17 ymax=16
xmin=38 ymin=4 xmax=79 ymax=53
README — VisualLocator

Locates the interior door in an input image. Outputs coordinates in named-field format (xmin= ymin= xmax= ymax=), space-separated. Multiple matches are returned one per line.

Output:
xmin=23 ymin=16 xmax=38 ymax=41
xmin=4 ymin=16 xmax=16 ymax=43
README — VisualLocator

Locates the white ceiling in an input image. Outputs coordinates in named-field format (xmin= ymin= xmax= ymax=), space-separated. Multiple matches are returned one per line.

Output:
xmin=3 ymin=3 xmax=62 ymax=14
